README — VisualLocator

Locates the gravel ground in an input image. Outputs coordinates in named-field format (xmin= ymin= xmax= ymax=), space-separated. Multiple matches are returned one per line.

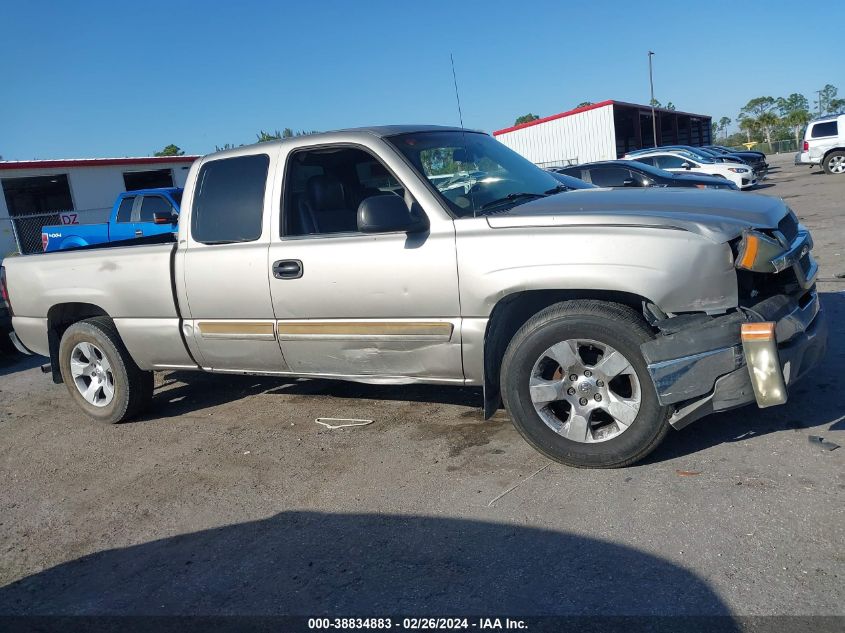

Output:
xmin=0 ymin=153 xmax=842 ymax=618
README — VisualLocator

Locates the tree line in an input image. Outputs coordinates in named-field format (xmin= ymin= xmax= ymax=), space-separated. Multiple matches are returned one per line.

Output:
xmin=153 ymin=128 xmax=319 ymax=157
xmin=714 ymin=84 xmax=843 ymax=147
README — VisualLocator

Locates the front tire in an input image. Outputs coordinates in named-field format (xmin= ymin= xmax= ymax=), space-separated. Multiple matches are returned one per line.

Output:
xmin=501 ymin=300 xmax=671 ymax=468
xmin=58 ymin=317 xmax=153 ymax=424
xmin=823 ymin=151 xmax=845 ymax=175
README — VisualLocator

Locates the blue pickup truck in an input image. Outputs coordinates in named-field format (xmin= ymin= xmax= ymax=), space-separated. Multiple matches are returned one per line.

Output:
xmin=41 ymin=187 xmax=182 ymax=252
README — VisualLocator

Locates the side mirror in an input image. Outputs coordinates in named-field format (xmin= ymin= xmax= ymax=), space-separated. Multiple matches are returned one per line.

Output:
xmin=153 ymin=211 xmax=179 ymax=225
xmin=681 ymin=162 xmax=692 ymax=170
xmin=357 ymin=195 xmax=428 ymax=234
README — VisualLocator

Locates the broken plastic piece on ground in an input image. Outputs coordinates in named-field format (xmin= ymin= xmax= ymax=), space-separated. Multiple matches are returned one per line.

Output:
xmin=807 ymin=435 xmax=840 ymax=451
xmin=675 ymin=469 xmax=702 ymax=476
xmin=315 ymin=417 xmax=374 ymax=430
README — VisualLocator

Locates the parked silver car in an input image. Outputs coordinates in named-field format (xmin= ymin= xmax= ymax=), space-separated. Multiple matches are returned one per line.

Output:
xmin=2 ymin=126 xmax=826 ymax=467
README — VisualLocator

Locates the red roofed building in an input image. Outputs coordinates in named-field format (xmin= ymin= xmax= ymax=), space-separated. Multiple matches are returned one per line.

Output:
xmin=493 ymin=100 xmax=712 ymax=167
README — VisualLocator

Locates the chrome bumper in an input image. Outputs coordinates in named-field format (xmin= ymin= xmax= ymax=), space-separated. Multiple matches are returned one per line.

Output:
xmin=643 ymin=290 xmax=826 ymax=428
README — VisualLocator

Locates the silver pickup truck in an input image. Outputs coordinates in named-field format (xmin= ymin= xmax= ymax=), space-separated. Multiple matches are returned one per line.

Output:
xmin=2 ymin=126 xmax=827 ymax=468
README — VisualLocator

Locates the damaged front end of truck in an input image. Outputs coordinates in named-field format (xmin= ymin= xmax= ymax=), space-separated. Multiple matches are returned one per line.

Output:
xmin=641 ymin=210 xmax=827 ymax=429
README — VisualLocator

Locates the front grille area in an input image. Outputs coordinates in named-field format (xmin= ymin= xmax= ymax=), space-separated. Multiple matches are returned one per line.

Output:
xmin=778 ymin=212 xmax=800 ymax=243
xmin=798 ymin=253 xmax=813 ymax=277
xmin=737 ymin=267 xmax=802 ymax=304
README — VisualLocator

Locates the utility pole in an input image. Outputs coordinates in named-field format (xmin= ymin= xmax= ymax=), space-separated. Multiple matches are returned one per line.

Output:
xmin=648 ymin=51 xmax=658 ymax=148
xmin=815 ymin=89 xmax=823 ymax=116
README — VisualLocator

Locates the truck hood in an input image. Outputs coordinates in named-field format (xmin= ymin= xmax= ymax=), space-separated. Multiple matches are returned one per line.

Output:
xmin=487 ymin=188 xmax=789 ymax=243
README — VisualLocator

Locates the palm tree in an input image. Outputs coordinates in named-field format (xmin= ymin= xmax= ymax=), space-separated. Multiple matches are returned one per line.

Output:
xmin=718 ymin=117 xmax=732 ymax=140
xmin=784 ymin=109 xmax=812 ymax=147
xmin=738 ymin=117 xmax=758 ymax=143
xmin=756 ymin=112 xmax=780 ymax=148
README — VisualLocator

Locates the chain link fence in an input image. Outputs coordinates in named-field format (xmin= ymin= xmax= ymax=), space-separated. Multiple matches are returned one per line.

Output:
xmin=727 ymin=139 xmax=801 ymax=155
xmin=0 ymin=208 xmax=110 ymax=257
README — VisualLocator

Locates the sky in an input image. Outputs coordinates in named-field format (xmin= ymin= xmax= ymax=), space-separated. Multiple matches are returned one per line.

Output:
xmin=1 ymin=0 xmax=843 ymax=160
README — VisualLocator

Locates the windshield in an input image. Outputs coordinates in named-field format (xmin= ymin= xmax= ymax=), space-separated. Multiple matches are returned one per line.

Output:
xmin=387 ymin=131 xmax=563 ymax=217
xmin=675 ymin=149 xmax=714 ymax=164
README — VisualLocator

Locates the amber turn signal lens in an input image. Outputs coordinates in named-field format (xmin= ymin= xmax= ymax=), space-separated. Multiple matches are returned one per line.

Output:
xmin=741 ymin=322 xmax=775 ymax=342
xmin=737 ymin=233 xmax=760 ymax=269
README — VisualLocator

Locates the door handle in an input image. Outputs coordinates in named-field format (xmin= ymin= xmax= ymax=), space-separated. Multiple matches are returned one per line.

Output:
xmin=272 ymin=259 xmax=303 ymax=279
xmin=135 ymin=229 xmax=143 ymax=237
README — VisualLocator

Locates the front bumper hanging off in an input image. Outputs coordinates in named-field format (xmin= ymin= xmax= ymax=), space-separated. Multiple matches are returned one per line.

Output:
xmin=641 ymin=289 xmax=827 ymax=429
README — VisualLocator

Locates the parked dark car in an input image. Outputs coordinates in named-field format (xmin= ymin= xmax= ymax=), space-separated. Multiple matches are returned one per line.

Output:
xmin=707 ymin=144 xmax=767 ymax=161
xmin=704 ymin=145 xmax=769 ymax=175
xmin=546 ymin=171 xmax=597 ymax=189
xmin=554 ymin=160 xmax=739 ymax=190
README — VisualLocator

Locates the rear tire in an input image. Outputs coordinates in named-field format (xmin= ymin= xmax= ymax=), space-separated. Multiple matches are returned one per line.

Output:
xmin=58 ymin=317 xmax=153 ymax=424
xmin=501 ymin=300 xmax=671 ymax=468
xmin=822 ymin=151 xmax=845 ymax=175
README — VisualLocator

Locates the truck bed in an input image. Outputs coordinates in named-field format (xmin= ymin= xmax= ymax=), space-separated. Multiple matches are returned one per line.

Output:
xmin=4 ymin=240 xmax=194 ymax=370
xmin=42 ymin=222 xmax=110 ymax=252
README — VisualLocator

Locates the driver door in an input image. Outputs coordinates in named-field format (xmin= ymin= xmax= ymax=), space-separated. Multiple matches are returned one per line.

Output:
xmin=266 ymin=139 xmax=463 ymax=381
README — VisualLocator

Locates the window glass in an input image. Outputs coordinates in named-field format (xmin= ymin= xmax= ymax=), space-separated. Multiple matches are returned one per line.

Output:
xmin=388 ymin=131 xmax=561 ymax=217
xmin=549 ymin=171 xmax=596 ymax=189
xmin=123 ymin=168 xmax=174 ymax=191
xmin=191 ymin=154 xmax=269 ymax=244
xmin=559 ymin=167 xmax=585 ymax=179
xmin=116 ymin=197 xmax=135 ymax=223
xmin=811 ymin=121 xmax=838 ymax=138
xmin=588 ymin=167 xmax=632 ymax=187
xmin=284 ymin=146 xmax=407 ymax=237
xmin=634 ymin=156 xmax=656 ymax=166
xmin=138 ymin=196 xmax=173 ymax=222
xmin=655 ymin=154 xmax=690 ymax=169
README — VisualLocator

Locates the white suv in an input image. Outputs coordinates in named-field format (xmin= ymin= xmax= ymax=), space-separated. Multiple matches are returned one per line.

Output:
xmin=796 ymin=114 xmax=845 ymax=174
xmin=624 ymin=149 xmax=757 ymax=190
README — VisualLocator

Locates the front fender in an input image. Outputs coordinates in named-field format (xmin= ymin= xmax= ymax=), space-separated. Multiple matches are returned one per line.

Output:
xmin=455 ymin=221 xmax=738 ymax=316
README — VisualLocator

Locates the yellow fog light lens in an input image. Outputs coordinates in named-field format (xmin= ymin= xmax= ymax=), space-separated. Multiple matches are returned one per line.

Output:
xmin=741 ymin=322 xmax=787 ymax=408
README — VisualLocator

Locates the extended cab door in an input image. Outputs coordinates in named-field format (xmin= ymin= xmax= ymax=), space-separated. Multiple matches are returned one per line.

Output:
xmin=136 ymin=194 xmax=178 ymax=238
xmin=265 ymin=137 xmax=462 ymax=381
xmin=109 ymin=195 xmax=138 ymax=242
xmin=179 ymin=150 xmax=288 ymax=372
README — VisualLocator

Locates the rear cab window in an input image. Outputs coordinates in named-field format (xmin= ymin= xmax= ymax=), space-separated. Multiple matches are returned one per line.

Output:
xmin=191 ymin=154 xmax=269 ymax=244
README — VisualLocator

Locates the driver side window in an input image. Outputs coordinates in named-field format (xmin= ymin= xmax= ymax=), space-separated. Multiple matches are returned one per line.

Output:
xmin=283 ymin=146 xmax=405 ymax=237
xmin=655 ymin=155 xmax=687 ymax=169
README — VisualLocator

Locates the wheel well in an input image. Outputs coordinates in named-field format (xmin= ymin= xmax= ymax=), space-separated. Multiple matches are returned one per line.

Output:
xmin=481 ymin=289 xmax=651 ymax=418
xmin=46 ymin=302 xmax=110 ymax=383
xmin=823 ymin=147 xmax=845 ymax=159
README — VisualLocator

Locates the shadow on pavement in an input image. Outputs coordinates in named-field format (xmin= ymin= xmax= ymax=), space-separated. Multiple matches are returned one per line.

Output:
xmin=0 ymin=511 xmax=734 ymax=618
xmin=0 ymin=352 xmax=46 ymax=378
xmin=136 ymin=374 xmax=481 ymax=424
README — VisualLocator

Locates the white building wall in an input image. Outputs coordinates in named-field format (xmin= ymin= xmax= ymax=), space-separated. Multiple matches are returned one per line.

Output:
xmin=494 ymin=103 xmax=618 ymax=165
xmin=0 ymin=160 xmax=194 ymax=256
